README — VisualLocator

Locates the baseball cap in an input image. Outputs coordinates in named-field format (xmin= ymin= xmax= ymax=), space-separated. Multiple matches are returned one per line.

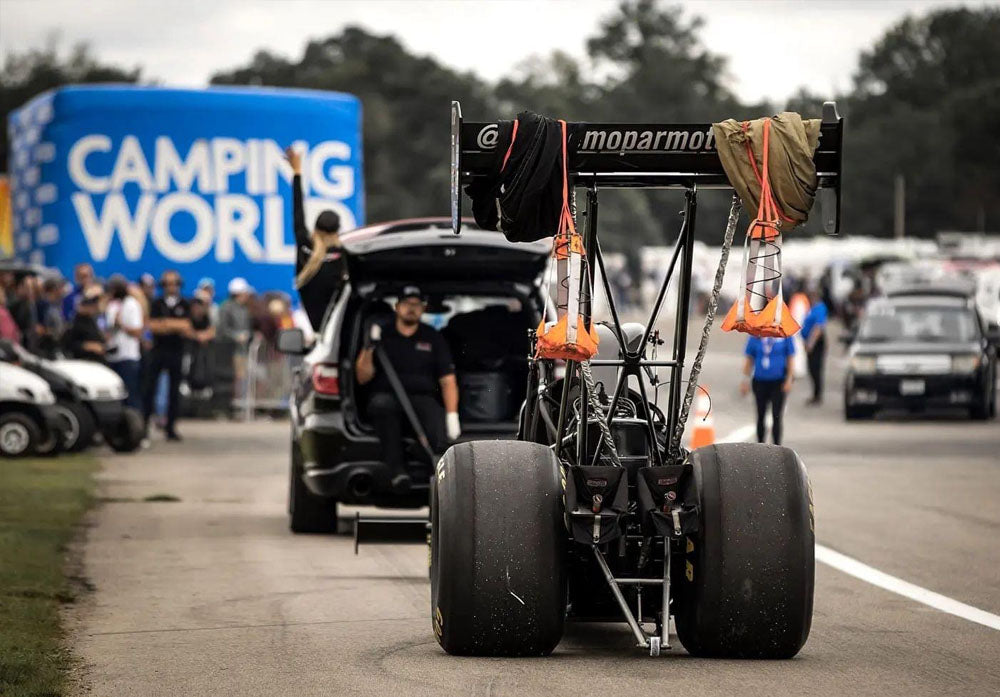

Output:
xmin=399 ymin=285 xmax=425 ymax=302
xmin=228 ymin=277 xmax=250 ymax=295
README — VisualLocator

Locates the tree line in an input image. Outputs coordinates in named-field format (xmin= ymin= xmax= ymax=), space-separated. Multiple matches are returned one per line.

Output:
xmin=3 ymin=1 xmax=998 ymax=260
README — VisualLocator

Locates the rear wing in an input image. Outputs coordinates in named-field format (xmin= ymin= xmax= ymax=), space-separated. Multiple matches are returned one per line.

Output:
xmin=450 ymin=100 xmax=844 ymax=235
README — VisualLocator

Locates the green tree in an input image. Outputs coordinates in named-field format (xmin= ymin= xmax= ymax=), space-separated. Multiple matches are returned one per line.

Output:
xmin=843 ymin=7 xmax=1000 ymax=237
xmin=212 ymin=28 xmax=495 ymax=223
xmin=0 ymin=42 xmax=141 ymax=171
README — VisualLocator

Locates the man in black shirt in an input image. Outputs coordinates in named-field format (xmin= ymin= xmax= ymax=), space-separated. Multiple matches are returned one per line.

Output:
xmin=62 ymin=285 xmax=106 ymax=362
xmin=142 ymin=270 xmax=192 ymax=441
xmin=355 ymin=286 xmax=461 ymax=492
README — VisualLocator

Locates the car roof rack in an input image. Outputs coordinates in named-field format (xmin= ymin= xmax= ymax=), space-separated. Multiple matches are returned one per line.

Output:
xmin=450 ymin=100 xmax=844 ymax=235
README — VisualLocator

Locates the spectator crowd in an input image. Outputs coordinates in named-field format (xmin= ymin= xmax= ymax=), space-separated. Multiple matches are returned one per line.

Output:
xmin=0 ymin=262 xmax=310 ymax=441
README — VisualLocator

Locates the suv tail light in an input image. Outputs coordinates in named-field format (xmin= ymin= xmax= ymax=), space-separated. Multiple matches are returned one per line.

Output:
xmin=311 ymin=363 xmax=340 ymax=396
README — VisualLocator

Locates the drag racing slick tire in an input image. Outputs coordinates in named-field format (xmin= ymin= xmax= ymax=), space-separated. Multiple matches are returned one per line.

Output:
xmin=288 ymin=437 xmax=338 ymax=534
xmin=431 ymin=440 xmax=565 ymax=656
xmin=674 ymin=443 xmax=814 ymax=659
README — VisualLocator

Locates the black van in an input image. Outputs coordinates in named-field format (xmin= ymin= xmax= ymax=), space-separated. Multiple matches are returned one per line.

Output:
xmin=278 ymin=218 xmax=550 ymax=532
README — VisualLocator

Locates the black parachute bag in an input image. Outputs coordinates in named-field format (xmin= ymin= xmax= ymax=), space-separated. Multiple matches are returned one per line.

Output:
xmin=465 ymin=111 xmax=564 ymax=243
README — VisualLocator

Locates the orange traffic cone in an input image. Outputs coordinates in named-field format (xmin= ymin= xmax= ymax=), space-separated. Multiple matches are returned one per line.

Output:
xmin=688 ymin=387 xmax=715 ymax=449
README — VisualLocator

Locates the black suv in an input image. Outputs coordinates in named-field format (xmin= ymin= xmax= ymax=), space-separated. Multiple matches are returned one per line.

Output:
xmin=278 ymin=218 xmax=550 ymax=532
xmin=844 ymin=285 xmax=999 ymax=420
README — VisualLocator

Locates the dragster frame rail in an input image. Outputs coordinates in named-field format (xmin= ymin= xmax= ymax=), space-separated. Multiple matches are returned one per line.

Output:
xmin=440 ymin=101 xmax=843 ymax=653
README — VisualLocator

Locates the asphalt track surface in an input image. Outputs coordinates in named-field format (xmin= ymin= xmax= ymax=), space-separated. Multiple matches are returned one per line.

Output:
xmin=69 ymin=323 xmax=1000 ymax=696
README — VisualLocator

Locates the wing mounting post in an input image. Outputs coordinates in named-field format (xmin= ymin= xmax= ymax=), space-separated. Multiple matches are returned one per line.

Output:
xmin=450 ymin=100 xmax=463 ymax=234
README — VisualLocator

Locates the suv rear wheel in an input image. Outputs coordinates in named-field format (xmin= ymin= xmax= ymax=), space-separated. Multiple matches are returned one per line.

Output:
xmin=288 ymin=436 xmax=338 ymax=533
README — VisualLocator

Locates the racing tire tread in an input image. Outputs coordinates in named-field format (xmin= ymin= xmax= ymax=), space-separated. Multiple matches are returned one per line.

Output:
xmin=431 ymin=440 xmax=565 ymax=656
xmin=674 ymin=442 xmax=815 ymax=659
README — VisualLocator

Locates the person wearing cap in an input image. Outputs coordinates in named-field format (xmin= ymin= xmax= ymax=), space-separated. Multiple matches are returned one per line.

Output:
xmin=355 ymin=286 xmax=461 ymax=492
xmin=62 ymin=284 xmax=106 ymax=362
xmin=741 ymin=334 xmax=795 ymax=445
xmin=285 ymin=146 xmax=349 ymax=331
xmin=197 ymin=277 xmax=219 ymax=326
xmin=217 ymin=277 xmax=254 ymax=411
xmin=7 ymin=271 xmax=39 ymax=352
xmin=142 ymin=270 xmax=192 ymax=441
xmin=105 ymin=274 xmax=145 ymax=408
xmin=801 ymin=285 xmax=829 ymax=405
xmin=61 ymin=262 xmax=94 ymax=320
xmin=218 ymin=278 xmax=253 ymax=345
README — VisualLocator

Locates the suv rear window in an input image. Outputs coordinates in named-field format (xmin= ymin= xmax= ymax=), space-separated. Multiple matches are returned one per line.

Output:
xmin=860 ymin=305 xmax=980 ymax=343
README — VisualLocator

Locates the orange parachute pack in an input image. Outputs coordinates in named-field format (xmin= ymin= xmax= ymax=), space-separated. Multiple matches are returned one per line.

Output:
xmin=721 ymin=119 xmax=800 ymax=338
xmin=535 ymin=119 xmax=599 ymax=362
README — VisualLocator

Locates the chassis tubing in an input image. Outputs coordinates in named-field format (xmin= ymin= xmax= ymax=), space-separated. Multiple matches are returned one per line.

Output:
xmin=674 ymin=442 xmax=814 ymax=658
xmin=431 ymin=440 xmax=566 ymax=656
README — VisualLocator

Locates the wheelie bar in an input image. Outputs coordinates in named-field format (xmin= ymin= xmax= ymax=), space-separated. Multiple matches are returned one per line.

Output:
xmin=591 ymin=543 xmax=671 ymax=656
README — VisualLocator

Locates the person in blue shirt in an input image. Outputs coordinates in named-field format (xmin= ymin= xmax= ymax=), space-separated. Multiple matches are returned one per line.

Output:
xmin=741 ymin=335 xmax=795 ymax=445
xmin=61 ymin=263 xmax=94 ymax=320
xmin=799 ymin=287 xmax=829 ymax=405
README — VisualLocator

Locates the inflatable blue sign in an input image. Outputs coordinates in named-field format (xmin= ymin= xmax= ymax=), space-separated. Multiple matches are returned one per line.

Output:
xmin=6 ymin=85 xmax=364 ymax=294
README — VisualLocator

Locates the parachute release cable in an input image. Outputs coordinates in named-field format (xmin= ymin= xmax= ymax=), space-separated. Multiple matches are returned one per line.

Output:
xmin=670 ymin=194 xmax=743 ymax=457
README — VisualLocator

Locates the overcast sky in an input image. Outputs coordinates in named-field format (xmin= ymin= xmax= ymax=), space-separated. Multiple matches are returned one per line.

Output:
xmin=1 ymin=0 xmax=995 ymax=104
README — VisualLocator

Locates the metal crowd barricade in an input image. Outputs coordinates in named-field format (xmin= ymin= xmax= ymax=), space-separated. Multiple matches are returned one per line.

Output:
xmin=234 ymin=335 xmax=299 ymax=421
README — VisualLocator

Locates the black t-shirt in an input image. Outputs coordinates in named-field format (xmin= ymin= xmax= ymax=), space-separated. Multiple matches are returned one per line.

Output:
xmin=63 ymin=313 xmax=104 ymax=362
xmin=150 ymin=296 xmax=191 ymax=351
xmin=298 ymin=251 xmax=347 ymax=331
xmin=370 ymin=322 xmax=455 ymax=397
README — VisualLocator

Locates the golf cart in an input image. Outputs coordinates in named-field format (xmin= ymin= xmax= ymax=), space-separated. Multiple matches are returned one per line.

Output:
xmin=423 ymin=103 xmax=844 ymax=658
xmin=0 ymin=361 xmax=63 ymax=457
xmin=0 ymin=340 xmax=144 ymax=453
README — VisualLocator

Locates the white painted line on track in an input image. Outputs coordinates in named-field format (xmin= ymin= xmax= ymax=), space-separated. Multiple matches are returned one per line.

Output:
xmin=718 ymin=423 xmax=757 ymax=442
xmin=714 ymin=421 xmax=1000 ymax=632
xmin=814 ymin=544 xmax=1000 ymax=631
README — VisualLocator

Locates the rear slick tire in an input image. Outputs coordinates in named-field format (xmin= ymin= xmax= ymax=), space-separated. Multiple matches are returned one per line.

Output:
xmin=431 ymin=440 xmax=565 ymax=656
xmin=674 ymin=443 xmax=815 ymax=659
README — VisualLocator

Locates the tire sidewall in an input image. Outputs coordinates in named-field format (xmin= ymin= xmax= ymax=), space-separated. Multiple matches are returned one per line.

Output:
xmin=0 ymin=414 xmax=39 ymax=457
xmin=675 ymin=443 xmax=815 ymax=658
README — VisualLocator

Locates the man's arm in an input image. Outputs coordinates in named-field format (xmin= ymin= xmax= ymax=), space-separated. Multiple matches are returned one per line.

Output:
xmin=439 ymin=373 xmax=459 ymax=413
xmin=355 ymin=347 xmax=376 ymax=385
xmin=194 ymin=324 xmax=216 ymax=343
xmin=740 ymin=356 xmax=753 ymax=396
xmin=118 ymin=301 xmax=144 ymax=339
xmin=149 ymin=317 xmax=188 ymax=334
xmin=806 ymin=325 xmax=823 ymax=352
xmin=783 ymin=340 xmax=796 ymax=392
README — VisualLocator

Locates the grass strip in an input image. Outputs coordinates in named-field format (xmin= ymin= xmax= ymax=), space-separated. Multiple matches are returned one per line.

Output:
xmin=0 ymin=454 xmax=98 ymax=697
